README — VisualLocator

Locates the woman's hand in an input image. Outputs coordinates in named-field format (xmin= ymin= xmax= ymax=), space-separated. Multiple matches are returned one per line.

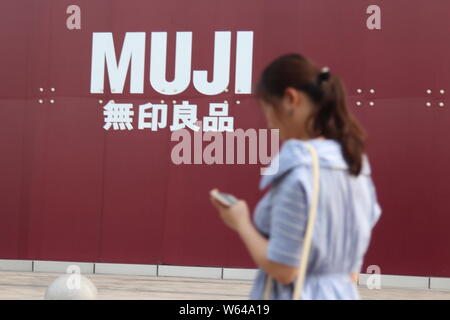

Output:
xmin=210 ymin=190 xmax=251 ymax=233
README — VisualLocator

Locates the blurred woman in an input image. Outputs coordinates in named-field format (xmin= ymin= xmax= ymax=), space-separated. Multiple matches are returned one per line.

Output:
xmin=211 ymin=53 xmax=382 ymax=299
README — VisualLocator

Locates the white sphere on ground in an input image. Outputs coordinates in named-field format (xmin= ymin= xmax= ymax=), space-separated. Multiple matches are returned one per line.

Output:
xmin=44 ymin=274 xmax=98 ymax=300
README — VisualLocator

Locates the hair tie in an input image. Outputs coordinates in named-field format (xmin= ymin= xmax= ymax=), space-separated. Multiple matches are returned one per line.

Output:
xmin=318 ymin=66 xmax=330 ymax=85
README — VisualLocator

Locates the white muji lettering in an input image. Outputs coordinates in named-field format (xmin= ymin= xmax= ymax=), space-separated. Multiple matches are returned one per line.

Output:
xmin=150 ymin=32 xmax=192 ymax=95
xmin=235 ymin=31 xmax=253 ymax=94
xmin=90 ymin=32 xmax=146 ymax=94
xmin=90 ymin=31 xmax=254 ymax=95
xmin=193 ymin=31 xmax=231 ymax=95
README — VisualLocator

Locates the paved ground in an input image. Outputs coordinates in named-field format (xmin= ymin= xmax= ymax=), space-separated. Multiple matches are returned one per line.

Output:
xmin=0 ymin=271 xmax=450 ymax=300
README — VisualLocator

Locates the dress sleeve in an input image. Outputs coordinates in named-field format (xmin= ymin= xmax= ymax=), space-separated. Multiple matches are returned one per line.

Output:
xmin=266 ymin=172 xmax=308 ymax=268
xmin=368 ymin=178 xmax=382 ymax=226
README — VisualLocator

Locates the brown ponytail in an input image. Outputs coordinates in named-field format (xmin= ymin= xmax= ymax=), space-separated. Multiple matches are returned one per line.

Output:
xmin=255 ymin=53 xmax=367 ymax=176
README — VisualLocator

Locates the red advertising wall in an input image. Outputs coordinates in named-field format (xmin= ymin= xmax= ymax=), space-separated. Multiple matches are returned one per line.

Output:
xmin=0 ymin=0 xmax=449 ymax=277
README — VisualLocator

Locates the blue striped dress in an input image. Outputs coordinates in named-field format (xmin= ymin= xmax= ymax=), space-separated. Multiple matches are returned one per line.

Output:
xmin=248 ymin=138 xmax=382 ymax=300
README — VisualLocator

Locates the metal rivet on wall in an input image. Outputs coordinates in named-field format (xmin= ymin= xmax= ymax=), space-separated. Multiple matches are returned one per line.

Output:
xmin=51 ymin=88 xmax=55 ymax=92
xmin=172 ymin=100 xmax=176 ymax=104
xmin=439 ymin=102 xmax=445 ymax=107
xmin=370 ymin=89 xmax=375 ymax=94
xmin=369 ymin=101 xmax=375 ymax=106
xmin=224 ymin=88 xmax=229 ymax=93
xmin=161 ymin=100 xmax=165 ymax=104
xmin=99 ymin=100 xmax=103 ymax=104
xmin=50 ymin=99 xmax=55 ymax=104
xmin=426 ymin=89 xmax=432 ymax=94
xmin=357 ymin=89 xmax=363 ymax=94
xmin=39 ymin=88 xmax=44 ymax=92
xmin=236 ymin=101 xmax=241 ymax=104
xmin=356 ymin=101 xmax=362 ymax=106
xmin=224 ymin=100 xmax=228 ymax=104
xmin=38 ymin=99 xmax=43 ymax=104
xmin=440 ymin=89 xmax=445 ymax=94
xmin=426 ymin=102 xmax=432 ymax=107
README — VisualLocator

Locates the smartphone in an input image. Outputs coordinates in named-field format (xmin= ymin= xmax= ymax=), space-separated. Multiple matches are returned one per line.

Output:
xmin=210 ymin=189 xmax=238 ymax=207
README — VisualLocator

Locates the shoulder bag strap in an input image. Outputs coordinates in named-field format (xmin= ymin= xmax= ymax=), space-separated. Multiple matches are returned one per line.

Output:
xmin=263 ymin=142 xmax=320 ymax=300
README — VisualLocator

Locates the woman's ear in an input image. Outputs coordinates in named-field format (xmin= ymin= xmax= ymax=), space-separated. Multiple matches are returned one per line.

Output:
xmin=284 ymin=87 xmax=302 ymax=107
xmin=283 ymin=87 xmax=301 ymax=115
